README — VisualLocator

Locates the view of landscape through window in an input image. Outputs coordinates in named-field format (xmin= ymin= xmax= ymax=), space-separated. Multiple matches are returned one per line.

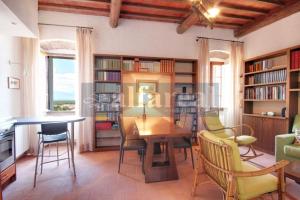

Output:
xmin=52 ymin=58 xmax=75 ymax=111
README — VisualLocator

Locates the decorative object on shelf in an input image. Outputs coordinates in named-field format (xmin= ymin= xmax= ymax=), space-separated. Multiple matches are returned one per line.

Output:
xmin=281 ymin=107 xmax=286 ymax=117
xmin=182 ymin=86 xmax=186 ymax=93
xmin=267 ymin=112 xmax=275 ymax=116
xmin=7 ymin=77 xmax=20 ymax=89
xmin=261 ymin=112 xmax=267 ymax=115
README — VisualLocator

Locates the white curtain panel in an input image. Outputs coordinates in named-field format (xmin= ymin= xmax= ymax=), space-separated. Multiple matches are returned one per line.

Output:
xmin=76 ymin=28 xmax=94 ymax=152
xmin=197 ymin=38 xmax=210 ymax=130
xmin=22 ymin=37 xmax=44 ymax=155
xmin=230 ymin=41 xmax=244 ymax=126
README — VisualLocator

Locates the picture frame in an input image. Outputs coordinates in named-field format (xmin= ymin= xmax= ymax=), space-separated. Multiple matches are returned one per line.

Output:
xmin=8 ymin=77 xmax=20 ymax=89
xmin=136 ymin=80 xmax=158 ymax=93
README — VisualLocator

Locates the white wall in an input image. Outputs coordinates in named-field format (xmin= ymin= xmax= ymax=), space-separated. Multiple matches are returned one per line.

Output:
xmin=0 ymin=35 xmax=29 ymax=157
xmin=39 ymin=11 xmax=235 ymax=58
xmin=2 ymin=0 xmax=38 ymax=37
xmin=241 ymin=12 xmax=300 ymax=59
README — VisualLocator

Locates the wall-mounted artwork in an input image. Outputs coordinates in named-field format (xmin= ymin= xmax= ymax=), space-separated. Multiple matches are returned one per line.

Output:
xmin=7 ymin=77 xmax=20 ymax=89
xmin=136 ymin=80 xmax=158 ymax=93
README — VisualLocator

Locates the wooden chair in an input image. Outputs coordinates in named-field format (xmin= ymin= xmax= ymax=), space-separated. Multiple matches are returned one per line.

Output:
xmin=118 ymin=115 xmax=146 ymax=173
xmin=192 ymin=130 xmax=289 ymax=200
xmin=201 ymin=110 xmax=262 ymax=160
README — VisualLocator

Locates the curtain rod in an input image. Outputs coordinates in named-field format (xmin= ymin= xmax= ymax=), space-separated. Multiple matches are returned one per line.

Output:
xmin=196 ymin=36 xmax=244 ymax=43
xmin=38 ymin=23 xmax=93 ymax=30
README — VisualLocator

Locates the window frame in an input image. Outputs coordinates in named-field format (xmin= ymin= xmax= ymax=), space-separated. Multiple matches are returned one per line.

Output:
xmin=47 ymin=54 xmax=76 ymax=112
xmin=210 ymin=61 xmax=225 ymax=110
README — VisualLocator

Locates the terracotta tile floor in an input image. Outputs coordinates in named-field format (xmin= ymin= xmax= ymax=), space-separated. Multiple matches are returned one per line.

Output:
xmin=3 ymin=147 xmax=300 ymax=200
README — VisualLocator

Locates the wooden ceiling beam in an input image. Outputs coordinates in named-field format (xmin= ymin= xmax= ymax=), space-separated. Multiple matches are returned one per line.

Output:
xmin=109 ymin=0 xmax=122 ymax=28
xmin=219 ymin=2 xmax=269 ymax=14
xmin=235 ymin=0 xmax=300 ymax=37
xmin=176 ymin=8 xmax=200 ymax=34
xmin=256 ymin=0 xmax=285 ymax=5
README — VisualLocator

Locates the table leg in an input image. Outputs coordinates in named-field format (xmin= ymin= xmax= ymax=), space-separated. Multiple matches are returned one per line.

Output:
xmin=70 ymin=122 xmax=76 ymax=176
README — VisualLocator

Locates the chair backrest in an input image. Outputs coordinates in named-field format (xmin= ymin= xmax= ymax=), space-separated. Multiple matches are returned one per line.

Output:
xmin=198 ymin=130 xmax=242 ymax=192
xmin=41 ymin=122 xmax=68 ymax=135
xmin=118 ymin=114 xmax=126 ymax=143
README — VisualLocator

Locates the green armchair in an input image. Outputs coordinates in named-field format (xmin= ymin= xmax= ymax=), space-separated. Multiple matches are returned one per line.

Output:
xmin=275 ymin=115 xmax=300 ymax=162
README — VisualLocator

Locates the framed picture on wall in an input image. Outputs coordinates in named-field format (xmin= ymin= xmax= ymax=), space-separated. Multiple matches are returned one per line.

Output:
xmin=136 ymin=80 xmax=158 ymax=93
xmin=7 ymin=77 xmax=20 ymax=89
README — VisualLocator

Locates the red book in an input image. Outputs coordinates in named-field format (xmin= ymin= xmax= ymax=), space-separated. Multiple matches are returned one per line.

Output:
xmin=295 ymin=51 xmax=299 ymax=69
xmin=297 ymin=51 xmax=300 ymax=69
xmin=96 ymin=122 xmax=112 ymax=130
xmin=291 ymin=52 xmax=295 ymax=69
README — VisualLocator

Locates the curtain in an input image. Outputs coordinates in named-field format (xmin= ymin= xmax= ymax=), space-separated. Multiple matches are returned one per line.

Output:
xmin=76 ymin=28 xmax=94 ymax=152
xmin=197 ymin=38 xmax=210 ymax=130
xmin=230 ymin=41 xmax=244 ymax=126
xmin=22 ymin=37 xmax=44 ymax=154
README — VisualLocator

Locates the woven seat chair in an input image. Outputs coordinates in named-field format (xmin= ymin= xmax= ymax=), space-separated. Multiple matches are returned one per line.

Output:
xmin=192 ymin=130 xmax=289 ymax=200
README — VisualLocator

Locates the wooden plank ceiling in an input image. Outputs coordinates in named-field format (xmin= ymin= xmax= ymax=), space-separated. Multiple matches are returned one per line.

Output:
xmin=38 ymin=0 xmax=300 ymax=37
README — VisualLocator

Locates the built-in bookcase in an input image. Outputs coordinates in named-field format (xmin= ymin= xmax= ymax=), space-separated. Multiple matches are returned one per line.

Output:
xmin=94 ymin=55 xmax=198 ymax=150
xmin=94 ymin=56 xmax=122 ymax=149
xmin=173 ymin=61 xmax=198 ymax=139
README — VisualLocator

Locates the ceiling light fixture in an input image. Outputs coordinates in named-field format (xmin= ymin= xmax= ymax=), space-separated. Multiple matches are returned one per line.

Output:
xmin=207 ymin=7 xmax=220 ymax=18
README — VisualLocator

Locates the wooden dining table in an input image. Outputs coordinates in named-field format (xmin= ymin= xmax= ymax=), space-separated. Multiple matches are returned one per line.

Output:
xmin=134 ymin=117 xmax=191 ymax=183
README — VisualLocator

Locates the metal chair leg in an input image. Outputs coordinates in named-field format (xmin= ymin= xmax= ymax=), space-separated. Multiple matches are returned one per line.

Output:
xmin=40 ymin=142 xmax=45 ymax=174
xmin=66 ymin=136 xmax=70 ymax=168
xmin=118 ymin=146 xmax=123 ymax=173
xmin=121 ymin=149 xmax=125 ymax=163
xmin=57 ymin=142 xmax=59 ymax=166
xmin=34 ymin=137 xmax=41 ymax=188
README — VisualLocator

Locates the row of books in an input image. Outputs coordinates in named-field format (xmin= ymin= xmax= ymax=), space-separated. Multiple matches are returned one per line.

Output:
xmin=95 ymin=58 xmax=121 ymax=70
xmin=244 ymin=85 xmax=286 ymax=100
xmin=95 ymin=113 xmax=119 ymax=121
xmin=95 ymin=102 xmax=120 ymax=112
xmin=176 ymin=94 xmax=196 ymax=101
xmin=245 ymin=69 xmax=287 ymax=85
xmin=95 ymin=83 xmax=121 ymax=93
xmin=96 ymin=72 xmax=121 ymax=82
xmin=123 ymin=60 xmax=135 ymax=71
xmin=139 ymin=61 xmax=160 ymax=72
xmin=291 ymin=50 xmax=300 ymax=69
xmin=95 ymin=94 xmax=120 ymax=103
xmin=95 ymin=122 xmax=119 ymax=131
xmin=174 ymin=107 xmax=197 ymax=113
xmin=176 ymin=101 xmax=197 ymax=107
xmin=160 ymin=60 xmax=174 ymax=73
xmin=246 ymin=55 xmax=286 ymax=73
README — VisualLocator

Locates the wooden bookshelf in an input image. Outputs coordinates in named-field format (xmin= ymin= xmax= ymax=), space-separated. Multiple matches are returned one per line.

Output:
xmin=93 ymin=54 xmax=198 ymax=150
xmin=243 ymin=50 xmax=289 ymax=154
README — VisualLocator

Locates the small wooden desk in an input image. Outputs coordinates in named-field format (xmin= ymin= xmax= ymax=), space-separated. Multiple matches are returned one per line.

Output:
xmin=135 ymin=117 xmax=191 ymax=183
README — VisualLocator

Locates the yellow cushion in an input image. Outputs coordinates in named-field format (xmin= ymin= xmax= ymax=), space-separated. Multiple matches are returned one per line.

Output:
xmin=228 ymin=135 xmax=257 ymax=145
xmin=238 ymin=162 xmax=278 ymax=200
xmin=203 ymin=116 xmax=233 ymax=137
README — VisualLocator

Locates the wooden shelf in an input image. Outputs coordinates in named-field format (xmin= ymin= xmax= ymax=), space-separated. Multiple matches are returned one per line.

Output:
xmin=95 ymin=69 xmax=121 ymax=72
xmin=244 ymin=66 xmax=286 ymax=76
xmin=243 ymin=113 xmax=287 ymax=120
xmin=244 ymin=99 xmax=286 ymax=102
xmin=175 ymin=72 xmax=196 ymax=75
xmin=95 ymin=80 xmax=121 ymax=83
xmin=290 ymin=68 xmax=300 ymax=72
xmin=244 ymin=81 xmax=286 ymax=87
xmin=122 ymin=71 xmax=172 ymax=75
xmin=289 ymin=88 xmax=300 ymax=92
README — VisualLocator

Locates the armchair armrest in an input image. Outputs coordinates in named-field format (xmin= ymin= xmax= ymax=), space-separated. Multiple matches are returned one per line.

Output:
xmin=275 ymin=134 xmax=295 ymax=162
xmin=233 ymin=160 xmax=289 ymax=177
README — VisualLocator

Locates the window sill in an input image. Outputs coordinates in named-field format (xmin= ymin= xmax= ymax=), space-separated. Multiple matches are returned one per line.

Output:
xmin=46 ymin=111 xmax=75 ymax=116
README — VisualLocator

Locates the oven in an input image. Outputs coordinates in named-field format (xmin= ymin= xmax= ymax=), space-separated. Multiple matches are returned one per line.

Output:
xmin=0 ymin=121 xmax=15 ymax=171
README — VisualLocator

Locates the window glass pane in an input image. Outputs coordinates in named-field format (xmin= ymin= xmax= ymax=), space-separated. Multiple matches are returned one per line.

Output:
xmin=52 ymin=58 xmax=75 ymax=111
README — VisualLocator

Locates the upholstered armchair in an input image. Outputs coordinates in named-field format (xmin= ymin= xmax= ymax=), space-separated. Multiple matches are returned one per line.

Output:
xmin=192 ymin=130 xmax=289 ymax=200
xmin=275 ymin=115 xmax=300 ymax=162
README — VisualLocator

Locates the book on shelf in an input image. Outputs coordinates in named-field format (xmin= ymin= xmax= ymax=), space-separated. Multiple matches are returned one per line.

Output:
xmin=97 ymin=71 xmax=121 ymax=81
xmin=139 ymin=61 xmax=160 ymax=72
xmin=176 ymin=94 xmax=196 ymax=101
xmin=246 ymin=55 xmax=286 ymax=73
xmin=176 ymin=101 xmax=197 ymax=107
xmin=96 ymin=83 xmax=120 ymax=93
xmin=175 ymin=107 xmax=197 ymax=113
xmin=95 ymin=112 xmax=119 ymax=121
xmin=95 ymin=58 xmax=121 ymax=70
xmin=245 ymin=69 xmax=286 ymax=85
xmin=291 ymin=50 xmax=300 ymax=70
xmin=244 ymin=85 xmax=286 ymax=100
xmin=96 ymin=94 xmax=120 ymax=103
xmin=160 ymin=60 xmax=174 ymax=73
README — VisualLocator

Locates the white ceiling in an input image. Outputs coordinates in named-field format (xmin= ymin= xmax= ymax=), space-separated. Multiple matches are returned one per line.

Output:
xmin=0 ymin=1 xmax=34 ymax=37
